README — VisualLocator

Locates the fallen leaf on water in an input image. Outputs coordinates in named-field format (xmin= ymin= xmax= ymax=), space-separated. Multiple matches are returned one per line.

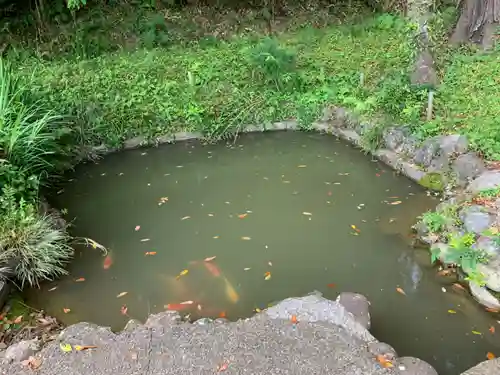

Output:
xmin=448 ymin=310 xmax=457 ymax=314
xmin=241 ymin=236 xmax=251 ymax=240
xmin=452 ymin=283 xmax=466 ymax=291
xmin=396 ymin=287 xmax=406 ymax=295
xmin=302 ymin=212 xmax=312 ymax=216
xmin=180 ymin=300 xmax=194 ymax=305
xmin=13 ymin=315 xmax=23 ymax=324
xmin=197 ymin=304 xmax=202 ymax=311
xmin=255 ymin=308 xmax=261 ymax=313
xmin=145 ymin=251 xmax=157 ymax=256
xmin=268 ymin=261 xmax=273 ymax=266
xmin=75 ymin=277 xmax=85 ymax=282
xmin=213 ymin=235 xmax=220 ymax=239
xmin=437 ymin=269 xmax=452 ymax=276
xmin=21 ymin=356 xmax=42 ymax=370
xmin=376 ymin=354 xmax=393 ymax=368
xmin=63 ymin=308 xmax=71 ymax=314
xmin=117 ymin=292 xmax=128 ymax=298
xmin=217 ymin=362 xmax=229 ymax=372
xmin=60 ymin=343 xmax=72 ymax=352
xmin=219 ymin=311 xmax=227 ymax=318
xmin=48 ymin=286 xmax=57 ymax=292
xmin=120 ymin=305 xmax=128 ymax=315
xmin=487 ymin=352 xmax=496 ymax=360
xmin=238 ymin=213 xmax=248 ymax=219
xmin=350 ymin=224 xmax=361 ymax=233
xmin=327 ymin=283 xmax=336 ymax=288
xmin=389 ymin=201 xmax=402 ymax=205
xmin=178 ymin=269 xmax=189 ymax=277
xmin=74 ymin=345 xmax=98 ymax=351
xmin=297 ymin=165 xmax=307 ymax=168
xmin=264 ymin=271 xmax=271 ymax=281
xmin=291 ymin=315 xmax=298 ymax=324
xmin=244 ymin=268 xmax=251 ymax=271
xmin=181 ymin=216 xmax=191 ymax=220
xmin=472 ymin=330 xmax=482 ymax=335
xmin=489 ymin=326 xmax=496 ymax=333
xmin=204 ymin=256 xmax=217 ymax=262
xmin=134 ymin=225 xmax=141 ymax=231
xmin=140 ymin=238 xmax=150 ymax=242
xmin=486 ymin=307 xmax=500 ymax=313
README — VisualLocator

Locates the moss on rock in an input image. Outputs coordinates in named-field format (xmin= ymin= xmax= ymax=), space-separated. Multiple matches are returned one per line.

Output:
xmin=419 ymin=172 xmax=445 ymax=191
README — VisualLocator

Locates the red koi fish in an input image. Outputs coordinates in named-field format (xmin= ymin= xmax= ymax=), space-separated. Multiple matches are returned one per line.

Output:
xmin=204 ymin=261 xmax=221 ymax=277
xmin=103 ymin=254 xmax=113 ymax=270
xmin=164 ymin=303 xmax=193 ymax=311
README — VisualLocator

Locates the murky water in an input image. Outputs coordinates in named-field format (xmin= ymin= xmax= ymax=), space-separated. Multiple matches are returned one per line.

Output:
xmin=26 ymin=132 xmax=500 ymax=374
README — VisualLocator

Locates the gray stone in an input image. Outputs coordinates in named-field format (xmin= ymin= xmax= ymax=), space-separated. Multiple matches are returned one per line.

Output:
xmin=452 ymin=152 xmax=486 ymax=186
xmin=311 ymin=122 xmax=332 ymax=133
xmin=4 ymin=339 xmax=40 ymax=363
xmin=337 ymin=129 xmax=361 ymax=145
xmin=461 ymin=358 xmax=500 ymax=375
xmin=382 ymin=128 xmax=406 ymax=151
xmin=123 ymin=136 xmax=146 ymax=149
xmin=155 ymin=134 xmax=175 ymax=144
xmin=437 ymin=134 xmax=468 ymax=155
xmin=400 ymin=162 xmax=427 ymax=182
xmin=336 ymin=292 xmax=371 ymax=329
xmin=428 ymin=152 xmax=450 ymax=173
xmin=374 ymin=149 xmax=401 ymax=170
xmin=460 ymin=205 xmax=493 ymax=234
xmin=396 ymin=356 xmax=438 ymax=375
xmin=469 ymin=281 xmax=500 ymax=309
xmin=475 ymin=236 xmax=500 ymax=257
xmin=173 ymin=131 xmax=202 ymax=141
xmin=413 ymin=139 xmax=440 ymax=167
xmin=243 ymin=124 xmax=265 ymax=132
xmin=123 ymin=319 xmax=142 ymax=332
xmin=469 ymin=171 xmax=500 ymax=193
xmin=476 ymin=258 xmax=500 ymax=292
xmin=266 ymin=120 xmax=298 ymax=131
xmin=367 ymin=342 xmax=397 ymax=359
xmin=410 ymin=50 xmax=437 ymax=87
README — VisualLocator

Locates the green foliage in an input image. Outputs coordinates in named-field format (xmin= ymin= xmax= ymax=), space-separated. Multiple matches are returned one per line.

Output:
xmin=418 ymin=172 xmax=445 ymax=191
xmin=0 ymin=188 xmax=73 ymax=287
xmin=420 ymin=210 xmax=447 ymax=233
xmin=477 ymin=187 xmax=500 ymax=199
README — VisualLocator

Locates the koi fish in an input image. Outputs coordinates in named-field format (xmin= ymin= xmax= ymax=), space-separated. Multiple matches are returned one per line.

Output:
xmin=103 ymin=254 xmax=113 ymax=270
xmin=223 ymin=277 xmax=239 ymax=303
xmin=164 ymin=303 xmax=192 ymax=311
xmin=204 ymin=262 xmax=221 ymax=277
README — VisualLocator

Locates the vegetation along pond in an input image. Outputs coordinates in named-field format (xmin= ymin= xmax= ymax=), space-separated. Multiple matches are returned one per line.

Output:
xmin=26 ymin=131 xmax=500 ymax=374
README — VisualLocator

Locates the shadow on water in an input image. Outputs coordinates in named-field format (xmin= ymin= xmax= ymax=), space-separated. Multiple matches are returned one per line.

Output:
xmin=25 ymin=131 xmax=500 ymax=374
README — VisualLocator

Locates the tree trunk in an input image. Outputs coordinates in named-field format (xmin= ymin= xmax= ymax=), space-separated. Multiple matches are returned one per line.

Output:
xmin=451 ymin=0 xmax=500 ymax=49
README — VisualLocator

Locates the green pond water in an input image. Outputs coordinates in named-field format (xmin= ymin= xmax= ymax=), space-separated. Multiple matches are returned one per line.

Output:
xmin=26 ymin=131 xmax=500 ymax=374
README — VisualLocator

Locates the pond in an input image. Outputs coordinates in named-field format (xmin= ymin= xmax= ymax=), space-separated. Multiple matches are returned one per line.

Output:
xmin=26 ymin=131 xmax=500 ymax=374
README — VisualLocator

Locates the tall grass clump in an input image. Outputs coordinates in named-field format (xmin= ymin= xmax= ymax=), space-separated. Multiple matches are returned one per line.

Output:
xmin=0 ymin=58 xmax=74 ymax=287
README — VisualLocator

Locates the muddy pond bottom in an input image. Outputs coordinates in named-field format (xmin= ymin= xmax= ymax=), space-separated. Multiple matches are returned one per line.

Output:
xmin=26 ymin=131 xmax=500 ymax=374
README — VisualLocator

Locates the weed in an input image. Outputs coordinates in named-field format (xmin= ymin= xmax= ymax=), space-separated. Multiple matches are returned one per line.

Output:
xmin=420 ymin=210 xmax=447 ymax=233
xmin=477 ymin=187 xmax=500 ymax=199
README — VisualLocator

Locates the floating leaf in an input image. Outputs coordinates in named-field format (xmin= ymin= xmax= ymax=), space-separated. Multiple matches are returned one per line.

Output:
xmin=116 ymin=292 xmax=128 ymax=298
xmin=244 ymin=268 xmax=251 ymax=271
xmin=140 ymin=238 xmax=150 ymax=242
xmin=489 ymin=326 xmax=496 ymax=333
xmin=241 ymin=236 xmax=251 ymax=240
xmin=255 ymin=308 xmax=261 ymax=313
xmin=75 ymin=278 xmax=85 ymax=282
xmin=452 ymin=283 xmax=466 ymax=291
xmin=389 ymin=201 xmax=402 ymax=205
xmin=297 ymin=165 xmax=307 ymax=168
xmin=264 ymin=271 xmax=271 ymax=281
xmin=472 ymin=330 xmax=482 ymax=335
xmin=134 ymin=225 xmax=141 ymax=231
xmin=486 ymin=307 xmax=500 ymax=313
xmin=48 ymin=287 xmax=58 ymax=292
xmin=219 ymin=311 xmax=227 ymax=318
xmin=180 ymin=300 xmax=194 ymax=305
xmin=268 ymin=261 xmax=273 ymax=266
xmin=60 ymin=343 xmax=72 ymax=352
xmin=63 ymin=308 xmax=71 ymax=314
xmin=437 ymin=269 xmax=452 ymax=276
xmin=145 ymin=251 xmax=157 ymax=256
xmin=181 ymin=216 xmax=191 ymax=221
xmin=238 ymin=213 xmax=248 ymax=219
xmin=120 ymin=305 xmax=128 ymax=315
xmin=396 ymin=287 xmax=406 ymax=295
xmin=302 ymin=212 xmax=312 ymax=216
xmin=327 ymin=283 xmax=336 ymax=288
xmin=448 ymin=310 xmax=457 ymax=314
xmin=487 ymin=352 xmax=496 ymax=360
xmin=204 ymin=256 xmax=217 ymax=262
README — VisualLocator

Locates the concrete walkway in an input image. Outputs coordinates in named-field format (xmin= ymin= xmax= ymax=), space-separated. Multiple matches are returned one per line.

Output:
xmin=1 ymin=293 xmax=498 ymax=375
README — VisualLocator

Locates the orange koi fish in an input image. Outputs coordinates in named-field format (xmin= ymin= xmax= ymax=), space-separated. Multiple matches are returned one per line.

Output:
xmin=223 ymin=277 xmax=239 ymax=303
xmin=204 ymin=261 xmax=221 ymax=277
xmin=164 ymin=303 xmax=193 ymax=311
xmin=103 ymin=254 xmax=113 ymax=270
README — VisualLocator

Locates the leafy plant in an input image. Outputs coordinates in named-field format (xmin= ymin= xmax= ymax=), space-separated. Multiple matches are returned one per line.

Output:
xmin=421 ymin=210 xmax=447 ymax=233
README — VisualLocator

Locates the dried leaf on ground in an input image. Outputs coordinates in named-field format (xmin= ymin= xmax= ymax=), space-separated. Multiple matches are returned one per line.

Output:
xmin=376 ymin=354 xmax=393 ymax=368
xmin=13 ymin=315 xmax=23 ymax=324
xmin=60 ymin=343 xmax=72 ymax=352
xmin=291 ymin=315 xmax=298 ymax=324
xmin=217 ymin=362 xmax=229 ymax=372
xmin=21 ymin=356 xmax=42 ymax=369
xmin=396 ymin=287 xmax=406 ymax=295
xmin=74 ymin=345 xmax=98 ymax=351
xmin=116 ymin=292 xmax=128 ymax=298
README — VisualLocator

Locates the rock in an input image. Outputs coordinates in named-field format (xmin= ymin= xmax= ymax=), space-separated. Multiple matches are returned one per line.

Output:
xmin=367 ymin=342 xmax=397 ymax=360
xmin=469 ymin=281 xmax=500 ymax=309
xmin=411 ymin=50 xmax=437 ymax=87
xmin=311 ymin=122 xmax=332 ymax=133
xmin=4 ymin=339 xmax=40 ymax=363
xmin=336 ymin=292 xmax=371 ymax=329
xmin=452 ymin=152 xmax=486 ymax=186
xmin=382 ymin=128 xmax=406 ymax=151
xmin=469 ymin=171 xmax=500 ymax=193
xmin=155 ymin=134 xmax=175 ymax=144
xmin=145 ymin=311 xmax=181 ymax=328
xmin=337 ymin=129 xmax=361 ymax=145
xmin=428 ymin=152 xmax=450 ymax=173
xmin=173 ymin=132 xmax=202 ymax=141
xmin=400 ymin=162 xmax=427 ymax=183
xmin=193 ymin=318 xmax=212 ymax=325
xmin=123 ymin=319 xmax=142 ymax=332
xmin=397 ymin=356 xmax=438 ymax=375
xmin=437 ymin=134 xmax=468 ymax=155
xmin=413 ymin=139 xmax=440 ymax=167
xmin=474 ymin=236 xmax=500 ymax=257
xmin=123 ymin=136 xmax=146 ymax=149
xmin=460 ymin=205 xmax=493 ymax=234
xmin=374 ymin=149 xmax=401 ymax=170
xmin=476 ymin=258 xmax=500 ymax=292
xmin=461 ymin=358 xmax=500 ymax=375
xmin=244 ymin=124 xmax=265 ymax=132
xmin=266 ymin=120 xmax=298 ymax=131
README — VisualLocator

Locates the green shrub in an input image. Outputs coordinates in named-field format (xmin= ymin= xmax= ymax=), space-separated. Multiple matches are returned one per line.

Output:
xmin=0 ymin=187 xmax=73 ymax=287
